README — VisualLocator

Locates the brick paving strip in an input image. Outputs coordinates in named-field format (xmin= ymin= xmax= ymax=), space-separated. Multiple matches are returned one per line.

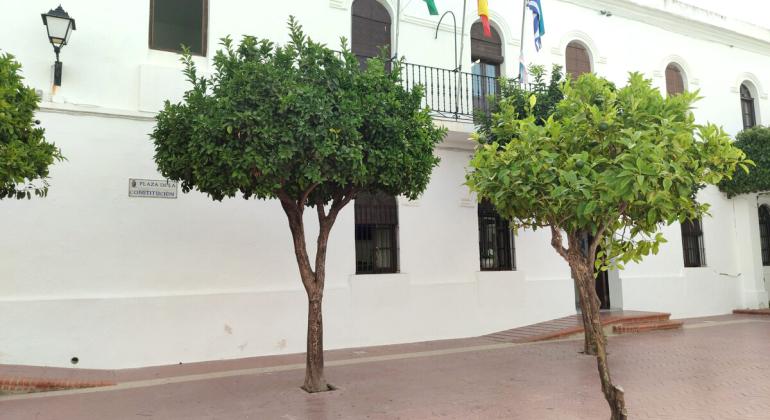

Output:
xmin=0 ymin=316 xmax=769 ymax=419
xmin=0 ymin=316 xmax=766 ymax=404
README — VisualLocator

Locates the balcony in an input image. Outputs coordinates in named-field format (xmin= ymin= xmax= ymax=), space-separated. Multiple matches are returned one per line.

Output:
xmin=354 ymin=54 xmax=502 ymax=123
xmin=401 ymin=61 xmax=498 ymax=122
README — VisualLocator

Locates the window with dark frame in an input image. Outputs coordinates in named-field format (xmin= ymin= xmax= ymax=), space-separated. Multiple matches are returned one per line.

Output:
xmin=759 ymin=206 xmax=770 ymax=266
xmin=478 ymin=200 xmax=515 ymax=271
xmin=565 ymin=41 xmax=591 ymax=80
xmin=351 ymin=0 xmax=391 ymax=68
xmin=470 ymin=21 xmax=503 ymax=114
xmin=681 ymin=219 xmax=706 ymax=268
xmin=740 ymin=83 xmax=757 ymax=130
xmin=665 ymin=64 xmax=685 ymax=96
xmin=355 ymin=192 xmax=399 ymax=274
xmin=149 ymin=0 xmax=208 ymax=56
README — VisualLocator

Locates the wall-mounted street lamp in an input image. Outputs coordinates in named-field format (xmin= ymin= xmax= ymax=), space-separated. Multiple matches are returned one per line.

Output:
xmin=41 ymin=5 xmax=76 ymax=87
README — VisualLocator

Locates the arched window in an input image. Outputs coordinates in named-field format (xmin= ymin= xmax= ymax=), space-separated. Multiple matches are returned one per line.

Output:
xmin=741 ymin=83 xmax=757 ymax=130
xmin=355 ymin=191 xmax=398 ymax=274
xmin=470 ymin=22 xmax=503 ymax=112
xmin=478 ymin=199 xmax=515 ymax=271
xmin=759 ymin=205 xmax=770 ymax=266
xmin=351 ymin=0 xmax=391 ymax=66
xmin=665 ymin=64 xmax=685 ymax=96
xmin=565 ymin=41 xmax=591 ymax=80
xmin=681 ymin=218 xmax=706 ymax=267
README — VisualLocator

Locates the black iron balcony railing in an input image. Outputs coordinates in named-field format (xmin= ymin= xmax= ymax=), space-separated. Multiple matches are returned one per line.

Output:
xmin=352 ymin=54 xmax=540 ymax=122
xmin=401 ymin=61 xmax=499 ymax=122
xmin=353 ymin=54 xmax=502 ymax=122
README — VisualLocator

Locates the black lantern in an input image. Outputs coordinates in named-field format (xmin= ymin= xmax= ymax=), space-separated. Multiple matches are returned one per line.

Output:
xmin=41 ymin=5 xmax=76 ymax=87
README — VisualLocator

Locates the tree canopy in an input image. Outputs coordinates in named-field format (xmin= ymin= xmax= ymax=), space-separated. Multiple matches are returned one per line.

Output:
xmin=474 ymin=64 xmax=565 ymax=144
xmin=718 ymin=126 xmax=768 ymax=198
xmin=152 ymin=18 xmax=444 ymax=206
xmin=0 ymin=52 xmax=63 ymax=199
xmin=468 ymin=72 xmax=747 ymax=268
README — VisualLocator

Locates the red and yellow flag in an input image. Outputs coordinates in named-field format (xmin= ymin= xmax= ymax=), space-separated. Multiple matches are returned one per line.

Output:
xmin=478 ymin=0 xmax=491 ymax=37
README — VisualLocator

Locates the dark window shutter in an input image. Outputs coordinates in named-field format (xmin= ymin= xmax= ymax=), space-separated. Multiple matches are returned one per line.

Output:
xmin=351 ymin=0 xmax=391 ymax=61
xmin=470 ymin=22 xmax=503 ymax=64
xmin=740 ymin=84 xmax=757 ymax=129
xmin=149 ymin=0 xmax=208 ymax=55
xmin=665 ymin=64 xmax=685 ymax=96
xmin=565 ymin=41 xmax=591 ymax=80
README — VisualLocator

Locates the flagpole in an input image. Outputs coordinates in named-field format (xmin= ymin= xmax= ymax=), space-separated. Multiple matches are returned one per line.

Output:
xmin=519 ymin=0 xmax=527 ymax=84
xmin=394 ymin=0 xmax=401 ymax=59
xmin=458 ymin=0 xmax=467 ymax=72
xmin=456 ymin=0 xmax=467 ymax=118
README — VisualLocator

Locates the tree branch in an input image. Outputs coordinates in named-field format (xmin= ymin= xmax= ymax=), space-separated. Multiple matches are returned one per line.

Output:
xmin=329 ymin=186 xmax=357 ymax=219
xmin=315 ymin=196 xmax=328 ymax=220
xmin=588 ymin=223 xmax=607 ymax=260
xmin=588 ymin=202 xmax=628 ymax=258
xmin=298 ymin=182 xmax=321 ymax=208
xmin=550 ymin=225 xmax=569 ymax=260
xmin=278 ymin=187 xmax=315 ymax=295
xmin=277 ymin=188 xmax=298 ymax=212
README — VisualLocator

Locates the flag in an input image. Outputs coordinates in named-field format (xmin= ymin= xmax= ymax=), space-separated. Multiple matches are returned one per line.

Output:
xmin=423 ymin=0 xmax=439 ymax=15
xmin=527 ymin=0 xmax=545 ymax=51
xmin=478 ymin=0 xmax=491 ymax=37
xmin=519 ymin=53 xmax=528 ymax=84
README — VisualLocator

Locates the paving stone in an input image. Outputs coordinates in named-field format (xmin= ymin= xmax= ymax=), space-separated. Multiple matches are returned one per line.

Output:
xmin=0 ymin=315 xmax=768 ymax=419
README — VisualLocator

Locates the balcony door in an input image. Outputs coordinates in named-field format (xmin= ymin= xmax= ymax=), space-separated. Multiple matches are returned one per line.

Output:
xmin=470 ymin=21 xmax=503 ymax=113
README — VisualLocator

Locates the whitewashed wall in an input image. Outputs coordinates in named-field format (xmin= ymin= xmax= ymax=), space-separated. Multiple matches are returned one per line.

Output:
xmin=0 ymin=0 xmax=769 ymax=368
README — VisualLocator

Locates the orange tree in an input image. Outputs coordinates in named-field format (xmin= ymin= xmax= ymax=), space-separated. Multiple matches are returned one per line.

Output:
xmin=151 ymin=18 xmax=445 ymax=392
xmin=467 ymin=73 xmax=747 ymax=419
xmin=719 ymin=126 xmax=770 ymax=197
xmin=0 ymin=52 xmax=63 ymax=199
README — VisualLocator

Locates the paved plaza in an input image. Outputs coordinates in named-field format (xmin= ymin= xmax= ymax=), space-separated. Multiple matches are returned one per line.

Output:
xmin=1 ymin=315 xmax=769 ymax=419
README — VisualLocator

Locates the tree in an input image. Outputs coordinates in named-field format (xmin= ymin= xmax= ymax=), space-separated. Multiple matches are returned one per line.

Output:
xmin=718 ymin=126 xmax=767 ymax=197
xmin=467 ymin=73 xmax=747 ymax=419
xmin=0 ymin=52 xmax=63 ymax=199
xmin=151 ymin=18 xmax=445 ymax=393
xmin=475 ymin=64 xmax=564 ymax=144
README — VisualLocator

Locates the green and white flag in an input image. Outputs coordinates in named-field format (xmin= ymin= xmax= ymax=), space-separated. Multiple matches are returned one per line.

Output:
xmin=423 ymin=0 xmax=439 ymax=15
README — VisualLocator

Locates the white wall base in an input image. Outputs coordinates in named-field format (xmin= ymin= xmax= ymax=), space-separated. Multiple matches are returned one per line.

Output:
xmin=0 ymin=273 xmax=575 ymax=369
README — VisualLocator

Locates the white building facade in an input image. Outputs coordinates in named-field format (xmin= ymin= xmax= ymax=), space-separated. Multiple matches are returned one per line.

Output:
xmin=1 ymin=0 xmax=769 ymax=369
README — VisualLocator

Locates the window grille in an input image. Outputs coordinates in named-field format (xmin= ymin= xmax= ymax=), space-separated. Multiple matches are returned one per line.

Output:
xmin=149 ymin=0 xmax=208 ymax=55
xmin=478 ymin=200 xmax=515 ymax=271
xmin=740 ymin=84 xmax=757 ymax=130
xmin=355 ymin=192 xmax=398 ymax=274
xmin=681 ymin=219 xmax=706 ymax=267
xmin=759 ymin=206 xmax=770 ymax=266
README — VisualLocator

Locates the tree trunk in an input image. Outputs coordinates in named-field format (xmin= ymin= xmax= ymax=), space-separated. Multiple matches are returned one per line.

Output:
xmin=570 ymin=240 xmax=627 ymax=420
xmin=571 ymin=266 xmax=597 ymax=356
xmin=303 ymin=294 xmax=327 ymax=392
xmin=279 ymin=190 xmax=353 ymax=393
xmin=280 ymin=199 xmax=330 ymax=393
